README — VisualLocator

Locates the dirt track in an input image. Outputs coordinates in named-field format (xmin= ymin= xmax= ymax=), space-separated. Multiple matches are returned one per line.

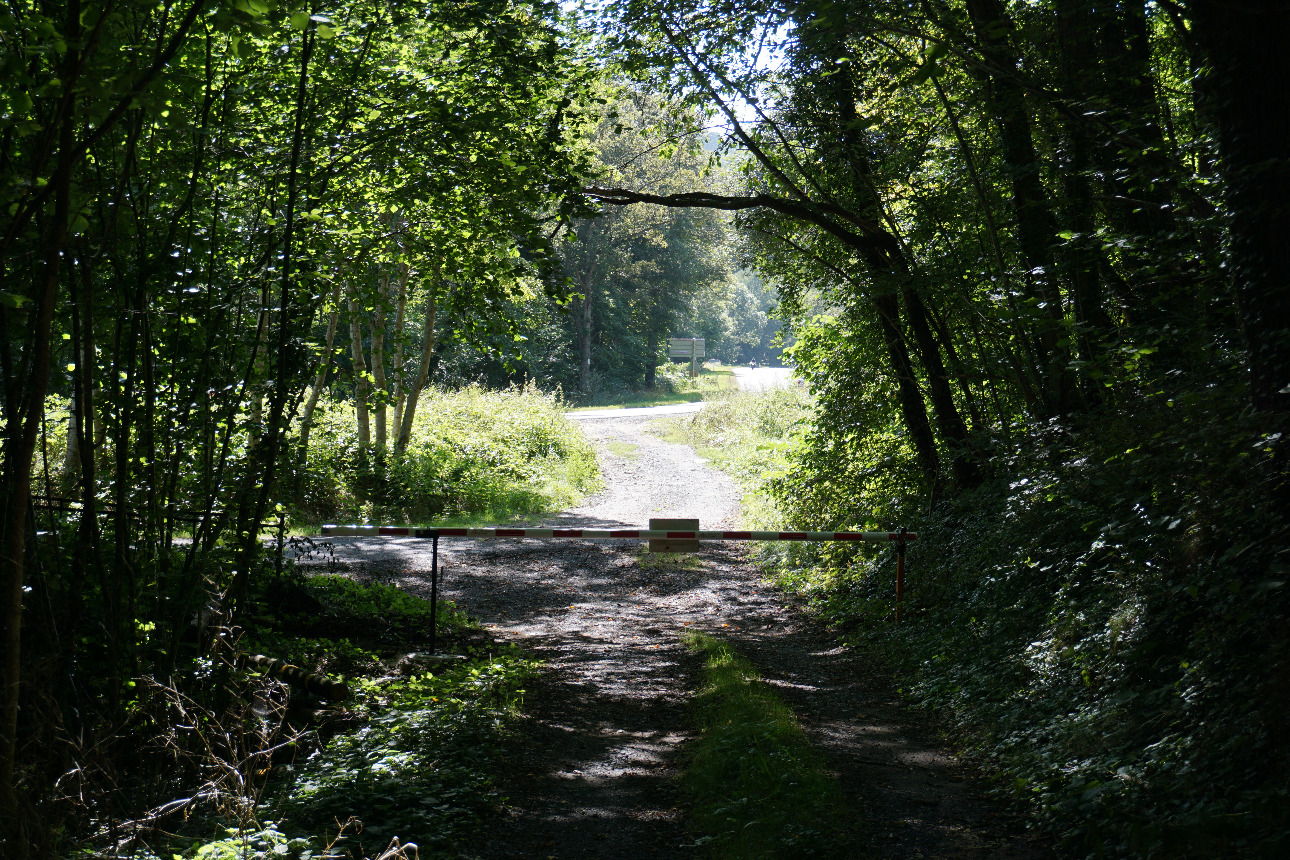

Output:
xmin=319 ymin=414 xmax=1050 ymax=858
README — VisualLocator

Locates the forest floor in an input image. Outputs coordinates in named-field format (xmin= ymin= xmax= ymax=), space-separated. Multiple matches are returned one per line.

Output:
xmin=313 ymin=414 xmax=1052 ymax=859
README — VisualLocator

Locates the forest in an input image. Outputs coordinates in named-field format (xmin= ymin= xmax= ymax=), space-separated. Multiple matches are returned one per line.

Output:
xmin=2 ymin=0 xmax=1288 ymax=857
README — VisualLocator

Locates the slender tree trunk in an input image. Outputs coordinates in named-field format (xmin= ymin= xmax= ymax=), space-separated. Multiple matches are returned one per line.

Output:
xmin=298 ymin=279 xmax=342 ymax=461
xmin=248 ymin=305 xmax=268 ymax=432
xmin=797 ymin=12 xmax=961 ymax=488
xmin=930 ymin=75 xmax=1008 ymax=274
xmin=1055 ymin=0 xmax=1113 ymax=396
xmin=902 ymin=288 xmax=979 ymax=487
xmin=63 ymin=381 xmax=81 ymax=481
xmin=395 ymin=285 xmax=436 ymax=456
xmin=392 ymin=264 xmax=408 ymax=430
xmin=228 ymin=27 xmax=316 ymax=611
xmin=1097 ymin=2 xmax=1195 ymax=350
xmin=874 ymin=293 xmax=941 ymax=486
xmin=575 ymin=280 xmax=594 ymax=397
xmin=965 ymin=0 xmax=1074 ymax=414
xmin=1 ymin=59 xmax=76 ymax=838
xmin=645 ymin=326 xmax=659 ymax=388
xmin=372 ymin=271 xmax=388 ymax=451
xmin=346 ymin=281 xmax=371 ymax=450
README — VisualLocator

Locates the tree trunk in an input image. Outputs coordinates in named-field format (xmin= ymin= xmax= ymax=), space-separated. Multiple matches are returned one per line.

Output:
xmin=228 ymin=27 xmax=316 ymax=612
xmin=965 ymin=0 xmax=1074 ymax=414
xmin=392 ymin=264 xmax=408 ymax=429
xmin=645 ymin=326 xmax=659 ymax=388
xmin=1055 ymin=0 xmax=1113 ymax=396
xmin=247 ymin=305 xmax=268 ymax=433
xmin=298 ymin=279 xmax=342 ymax=462
xmin=395 ymin=285 xmax=436 ymax=456
xmin=874 ymin=293 xmax=941 ymax=486
xmin=577 ymin=286 xmax=593 ymax=396
xmin=902 ymin=288 xmax=979 ymax=487
xmin=346 ymin=281 xmax=371 ymax=450
xmin=372 ymin=271 xmax=388 ymax=451
xmin=1190 ymin=0 xmax=1290 ymax=423
xmin=1 ymin=71 xmax=75 ymax=837
xmin=63 ymin=378 xmax=81 ymax=481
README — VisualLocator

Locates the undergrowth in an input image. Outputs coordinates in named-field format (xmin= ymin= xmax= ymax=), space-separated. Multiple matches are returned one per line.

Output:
xmin=762 ymin=389 xmax=1290 ymax=857
xmin=671 ymin=384 xmax=1289 ymax=857
xmin=291 ymin=384 xmax=600 ymax=524
xmin=682 ymin=632 xmax=849 ymax=859
xmin=98 ymin=569 xmax=536 ymax=860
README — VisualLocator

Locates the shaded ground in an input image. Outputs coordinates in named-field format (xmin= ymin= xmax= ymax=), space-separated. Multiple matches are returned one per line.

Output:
xmin=315 ymin=415 xmax=1050 ymax=859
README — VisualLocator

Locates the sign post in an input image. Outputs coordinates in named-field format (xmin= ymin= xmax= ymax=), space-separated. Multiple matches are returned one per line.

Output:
xmin=667 ymin=338 xmax=705 ymax=378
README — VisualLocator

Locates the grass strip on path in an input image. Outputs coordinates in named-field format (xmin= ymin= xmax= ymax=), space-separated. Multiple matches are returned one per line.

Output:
xmin=682 ymin=632 xmax=852 ymax=859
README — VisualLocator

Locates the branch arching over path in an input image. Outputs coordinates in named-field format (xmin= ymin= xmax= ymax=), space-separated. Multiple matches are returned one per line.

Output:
xmin=583 ymin=186 xmax=901 ymax=262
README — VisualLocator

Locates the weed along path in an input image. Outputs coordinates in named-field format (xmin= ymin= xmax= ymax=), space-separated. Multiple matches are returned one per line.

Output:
xmin=320 ymin=414 xmax=1050 ymax=859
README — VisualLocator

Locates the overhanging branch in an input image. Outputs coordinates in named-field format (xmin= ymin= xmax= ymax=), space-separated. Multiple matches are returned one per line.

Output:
xmin=583 ymin=187 xmax=899 ymax=258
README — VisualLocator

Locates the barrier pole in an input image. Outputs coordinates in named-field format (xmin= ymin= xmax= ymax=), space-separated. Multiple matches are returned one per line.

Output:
xmin=321 ymin=524 xmax=920 ymax=629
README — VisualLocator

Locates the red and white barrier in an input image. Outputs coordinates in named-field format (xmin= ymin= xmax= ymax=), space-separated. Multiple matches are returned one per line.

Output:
xmin=320 ymin=525 xmax=916 ymax=543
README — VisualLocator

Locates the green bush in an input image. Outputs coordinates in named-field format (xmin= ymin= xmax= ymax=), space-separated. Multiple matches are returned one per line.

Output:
xmin=766 ymin=389 xmax=1290 ymax=858
xmin=291 ymin=385 xmax=599 ymax=524
xmin=274 ymin=653 xmax=536 ymax=857
xmin=662 ymin=386 xmax=811 ymax=486
xmin=134 ymin=573 xmax=535 ymax=860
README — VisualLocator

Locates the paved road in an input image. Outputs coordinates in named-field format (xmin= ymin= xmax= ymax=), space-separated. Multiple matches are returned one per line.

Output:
xmin=731 ymin=365 xmax=795 ymax=391
xmin=566 ymin=366 xmax=796 ymax=422
xmin=565 ymin=401 xmax=705 ymax=421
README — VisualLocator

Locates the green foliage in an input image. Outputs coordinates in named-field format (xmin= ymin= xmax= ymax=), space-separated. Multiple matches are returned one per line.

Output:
xmin=659 ymin=386 xmax=812 ymax=493
xmin=599 ymin=6 xmax=1290 ymax=852
xmin=174 ymin=823 xmax=336 ymax=860
xmin=682 ymin=632 xmax=849 ymax=858
xmin=293 ymin=386 xmax=600 ymax=523
xmin=558 ymin=87 xmax=740 ymax=397
xmin=4 ymin=0 xmax=601 ymax=846
xmin=120 ymin=573 xmax=534 ymax=860
xmin=274 ymin=653 xmax=536 ymax=857
xmin=770 ymin=390 xmax=1290 ymax=857
xmin=695 ymin=271 xmax=784 ymax=368
xmin=243 ymin=573 xmax=474 ymax=673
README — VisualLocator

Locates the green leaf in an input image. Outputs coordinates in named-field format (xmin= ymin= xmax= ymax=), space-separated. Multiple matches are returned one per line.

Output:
xmin=290 ymin=11 xmax=310 ymax=30
xmin=910 ymin=61 xmax=938 ymax=86
xmin=0 ymin=291 xmax=29 ymax=309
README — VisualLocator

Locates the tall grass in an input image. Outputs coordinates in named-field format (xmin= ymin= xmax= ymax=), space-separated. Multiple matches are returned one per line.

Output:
xmin=682 ymin=632 xmax=850 ymax=858
xmin=291 ymin=385 xmax=600 ymax=525
xmin=656 ymin=386 xmax=815 ymax=544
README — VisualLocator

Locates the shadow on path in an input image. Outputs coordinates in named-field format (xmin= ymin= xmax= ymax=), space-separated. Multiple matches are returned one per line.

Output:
xmin=313 ymin=414 xmax=1050 ymax=858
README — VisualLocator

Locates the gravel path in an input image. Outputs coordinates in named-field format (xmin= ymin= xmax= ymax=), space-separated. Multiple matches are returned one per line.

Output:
xmin=318 ymin=414 xmax=1050 ymax=859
